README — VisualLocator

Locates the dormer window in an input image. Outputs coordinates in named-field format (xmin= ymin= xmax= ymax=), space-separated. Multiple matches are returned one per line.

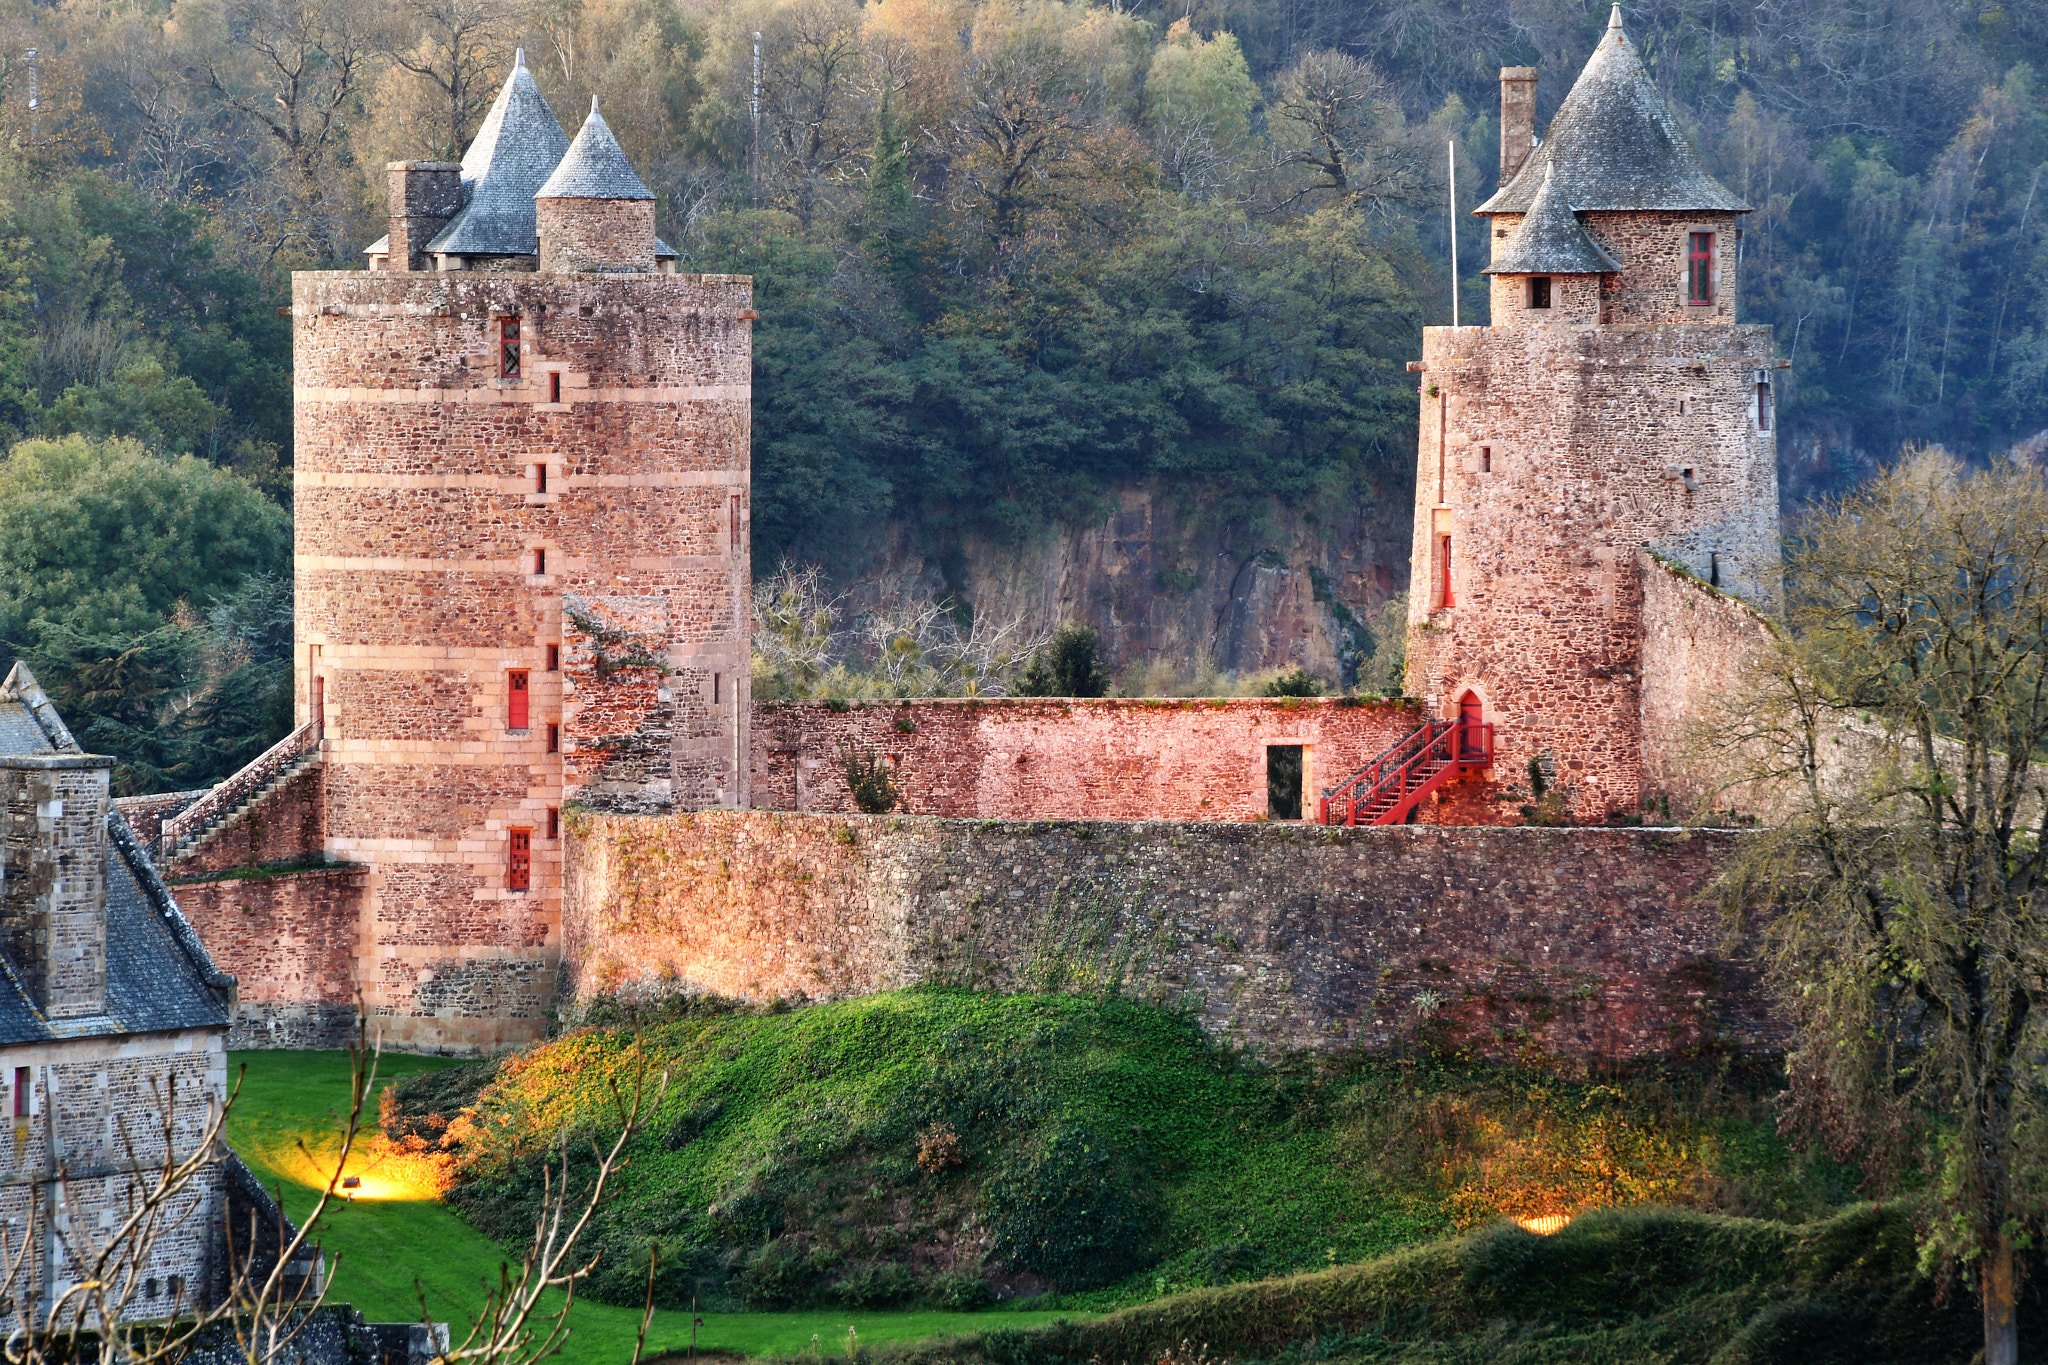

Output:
xmin=1686 ymin=234 xmax=1714 ymax=305
xmin=1527 ymin=277 xmax=1552 ymax=309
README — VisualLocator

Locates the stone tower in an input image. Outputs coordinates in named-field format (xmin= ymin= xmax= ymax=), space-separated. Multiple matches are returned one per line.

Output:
xmin=294 ymin=61 xmax=753 ymax=1050
xmin=1405 ymin=6 xmax=1780 ymax=822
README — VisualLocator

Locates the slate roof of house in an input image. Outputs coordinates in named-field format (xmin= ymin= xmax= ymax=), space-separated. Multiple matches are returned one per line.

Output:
xmin=1482 ymin=164 xmax=1623 ymax=275
xmin=1475 ymin=6 xmax=1749 ymax=217
xmin=424 ymin=51 xmax=572 ymax=258
xmin=537 ymin=100 xmax=654 ymax=200
xmin=0 ymin=664 xmax=232 ymax=1045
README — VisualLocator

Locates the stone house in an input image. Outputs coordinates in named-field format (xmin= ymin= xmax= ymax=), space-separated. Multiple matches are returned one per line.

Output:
xmin=0 ymin=663 xmax=240 ymax=1321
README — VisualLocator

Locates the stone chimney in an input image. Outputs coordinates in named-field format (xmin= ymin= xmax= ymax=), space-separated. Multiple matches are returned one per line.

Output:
xmin=387 ymin=162 xmax=463 ymax=272
xmin=0 ymin=753 xmax=112 ymax=1019
xmin=1499 ymin=67 xmax=1539 ymax=185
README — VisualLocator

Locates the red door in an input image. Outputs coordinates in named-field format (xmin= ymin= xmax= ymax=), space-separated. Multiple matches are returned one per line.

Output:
xmin=1458 ymin=693 xmax=1485 ymax=760
xmin=508 ymin=829 xmax=531 ymax=892
xmin=508 ymin=670 xmax=530 ymax=730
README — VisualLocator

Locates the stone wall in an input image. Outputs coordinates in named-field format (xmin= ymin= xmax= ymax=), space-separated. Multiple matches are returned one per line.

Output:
xmin=537 ymin=198 xmax=657 ymax=273
xmin=171 ymin=867 xmax=365 ymax=1048
xmin=170 ymin=766 xmax=327 ymax=876
xmin=0 ymin=1030 xmax=226 ymax=1316
xmin=1637 ymin=552 xmax=1780 ymax=818
xmin=564 ymin=811 xmax=1773 ymax=1062
xmin=750 ymin=697 xmax=1463 ymax=822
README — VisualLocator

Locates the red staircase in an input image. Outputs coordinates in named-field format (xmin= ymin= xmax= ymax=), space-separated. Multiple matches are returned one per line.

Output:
xmin=1317 ymin=719 xmax=1493 ymax=826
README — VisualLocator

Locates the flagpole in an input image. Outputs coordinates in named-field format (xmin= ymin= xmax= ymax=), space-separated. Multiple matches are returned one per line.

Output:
xmin=1448 ymin=140 xmax=1459 ymax=327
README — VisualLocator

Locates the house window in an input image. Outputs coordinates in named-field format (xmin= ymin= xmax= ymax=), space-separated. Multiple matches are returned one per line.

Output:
xmin=535 ymin=464 xmax=548 ymax=493
xmin=548 ymin=372 xmax=562 ymax=404
xmin=547 ymin=723 xmax=560 ymax=753
xmin=1479 ymin=446 xmax=1492 ymax=473
xmin=713 ymin=673 xmax=721 ymax=705
xmin=1709 ymin=552 xmax=1722 ymax=587
xmin=1438 ymin=534 xmax=1455 ymax=608
xmin=547 ymin=807 xmax=560 ymax=839
xmin=546 ymin=644 xmax=560 ymax=671
xmin=729 ymin=493 xmax=742 ymax=552
xmin=1686 ymin=233 xmax=1714 ymax=305
xmin=508 ymin=670 xmax=530 ymax=730
xmin=533 ymin=548 xmax=546 ymax=576
xmin=1527 ymin=276 xmax=1552 ymax=309
xmin=1267 ymin=745 xmax=1304 ymax=821
xmin=499 ymin=316 xmax=522 ymax=378
xmin=508 ymin=829 xmax=531 ymax=892
xmin=12 ymin=1067 xmax=26 ymax=1118
xmin=1755 ymin=370 xmax=1773 ymax=431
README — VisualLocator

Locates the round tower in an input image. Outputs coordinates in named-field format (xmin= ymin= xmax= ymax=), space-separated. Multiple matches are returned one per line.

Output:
xmin=294 ymin=66 xmax=751 ymax=1051
xmin=1405 ymin=5 xmax=1779 ymax=823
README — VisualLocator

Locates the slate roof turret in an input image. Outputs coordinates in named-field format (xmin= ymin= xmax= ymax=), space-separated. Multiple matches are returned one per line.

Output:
xmin=423 ymin=50 xmax=572 ymax=258
xmin=1482 ymin=164 xmax=1622 ymax=275
xmin=1475 ymin=6 xmax=1749 ymax=216
xmin=537 ymin=99 xmax=655 ymax=201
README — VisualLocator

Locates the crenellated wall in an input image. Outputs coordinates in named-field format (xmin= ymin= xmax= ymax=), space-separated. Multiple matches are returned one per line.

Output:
xmin=563 ymin=810 xmax=1775 ymax=1062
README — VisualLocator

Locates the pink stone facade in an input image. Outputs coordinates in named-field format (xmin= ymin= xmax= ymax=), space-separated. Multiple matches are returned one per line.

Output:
xmin=288 ymin=268 xmax=752 ymax=1051
xmin=750 ymin=697 xmax=1427 ymax=822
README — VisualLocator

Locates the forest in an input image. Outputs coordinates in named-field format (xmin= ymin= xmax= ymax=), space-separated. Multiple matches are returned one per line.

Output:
xmin=0 ymin=0 xmax=2035 ymax=785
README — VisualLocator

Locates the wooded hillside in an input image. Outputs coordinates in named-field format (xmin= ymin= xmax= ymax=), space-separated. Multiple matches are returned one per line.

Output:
xmin=0 ymin=0 xmax=2036 ymax=708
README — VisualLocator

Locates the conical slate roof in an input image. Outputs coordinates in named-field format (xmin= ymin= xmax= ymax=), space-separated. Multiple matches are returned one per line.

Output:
xmin=537 ymin=99 xmax=654 ymax=200
xmin=1482 ymin=164 xmax=1622 ymax=275
xmin=1475 ymin=7 xmax=1748 ymax=216
xmin=425 ymin=51 xmax=572 ymax=257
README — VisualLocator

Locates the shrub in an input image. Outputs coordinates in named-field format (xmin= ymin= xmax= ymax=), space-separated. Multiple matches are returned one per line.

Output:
xmin=1013 ymin=622 xmax=1111 ymax=697
xmin=839 ymin=739 xmax=900 ymax=813
xmin=1260 ymin=666 xmax=1325 ymax=698
xmin=982 ymin=1124 xmax=1157 ymax=1290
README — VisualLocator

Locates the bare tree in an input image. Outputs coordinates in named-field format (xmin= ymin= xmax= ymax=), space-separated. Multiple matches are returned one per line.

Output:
xmin=193 ymin=0 xmax=385 ymax=254
xmin=0 ymin=1020 xmax=654 ymax=1365
xmin=384 ymin=0 xmax=517 ymax=157
xmin=1706 ymin=449 xmax=2048 ymax=1365
xmin=1267 ymin=50 xmax=1421 ymax=213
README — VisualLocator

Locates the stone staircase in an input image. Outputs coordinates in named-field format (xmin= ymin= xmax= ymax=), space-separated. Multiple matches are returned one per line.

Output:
xmin=159 ymin=720 xmax=322 ymax=865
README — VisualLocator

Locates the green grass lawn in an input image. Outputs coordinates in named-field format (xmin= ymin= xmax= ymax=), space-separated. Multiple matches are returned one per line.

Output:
xmin=224 ymin=1050 xmax=1085 ymax=1362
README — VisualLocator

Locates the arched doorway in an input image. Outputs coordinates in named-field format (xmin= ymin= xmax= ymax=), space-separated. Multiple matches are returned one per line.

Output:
xmin=1457 ymin=691 xmax=1486 ymax=760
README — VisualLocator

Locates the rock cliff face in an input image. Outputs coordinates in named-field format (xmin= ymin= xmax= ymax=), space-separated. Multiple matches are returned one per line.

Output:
xmin=832 ymin=477 xmax=1415 ymax=682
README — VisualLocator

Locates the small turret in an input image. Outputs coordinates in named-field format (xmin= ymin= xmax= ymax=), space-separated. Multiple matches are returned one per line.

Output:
xmin=535 ymin=99 xmax=662 ymax=274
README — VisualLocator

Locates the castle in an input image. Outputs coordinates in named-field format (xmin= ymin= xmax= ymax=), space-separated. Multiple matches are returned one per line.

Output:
xmin=136 ymin=12 xmax=1783 ymax=1058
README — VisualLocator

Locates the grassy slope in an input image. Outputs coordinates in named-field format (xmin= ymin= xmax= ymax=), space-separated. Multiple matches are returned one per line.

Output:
xmin=224 ymin=1050 xmax=1082 ymax=1362
xmin=867 ymin=1204 xmax=2033 ymax=1365
xmin=435 ymin=990 xmax=1848 ymax=1316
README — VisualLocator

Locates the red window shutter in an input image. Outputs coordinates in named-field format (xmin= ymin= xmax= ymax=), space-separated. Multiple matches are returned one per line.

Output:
xmin=547 ymin=807 xmax=560 ymax=839
xmin=547 ymin=723 xmax=560 ymax=753
xmin=508 ymin=829 xmax=531 ymax=892
xmin=546 ymin=644 xmax=560 ymax=671
xmin=1687 ymin=233 xmax=1713 ymax=305
xmin=508 ymin=671 xmax=530 ymax=730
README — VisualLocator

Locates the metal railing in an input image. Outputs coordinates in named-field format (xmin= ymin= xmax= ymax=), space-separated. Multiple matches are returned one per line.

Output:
xmin=1318 ymin=720 xmax=1493 ymax=826
xmin=159 ymin=720 xmax=320 ymax=858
